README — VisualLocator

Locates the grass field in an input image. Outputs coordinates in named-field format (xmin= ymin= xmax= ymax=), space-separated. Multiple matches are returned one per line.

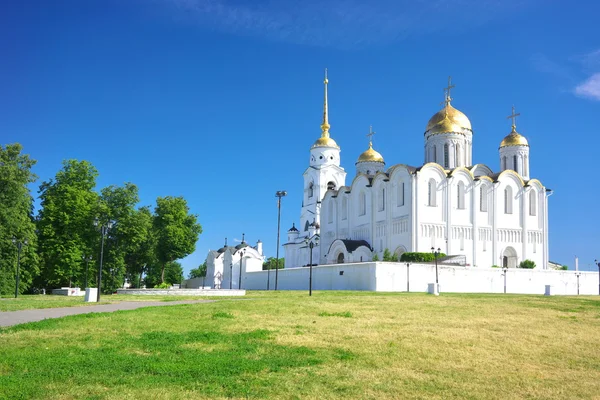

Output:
xmin=1 ymin=291 xmax=599 ymax=399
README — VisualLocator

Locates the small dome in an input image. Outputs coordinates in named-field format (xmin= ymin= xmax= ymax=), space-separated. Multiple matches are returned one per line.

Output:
xmin=288 ymin=223 xmax=299 ymax=232
xmin=425 ymin=104 xmax=472 ymax=134
xmin=500 ymin=128 xmax=529 ymax=148
xmin=356 ymin=143 xmax=384 ymax=164
xmin=217 ymin=246 xmax=228 ymax=253
xmin=312 ymin=135 xmax=339 ymax=149
xmin=234 ymin=242 xmax=249 ymax=250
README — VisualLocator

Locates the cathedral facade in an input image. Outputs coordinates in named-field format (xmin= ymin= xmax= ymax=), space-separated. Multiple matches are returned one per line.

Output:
xmin=284 ymin=74 xmax=550 ymax=270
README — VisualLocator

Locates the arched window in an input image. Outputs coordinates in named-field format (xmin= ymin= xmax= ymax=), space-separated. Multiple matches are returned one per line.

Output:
xmin=359 ymin=192 xmax=366 ymax=216
xmin=337 ymin=253 xmax=345 ymax=263
xmin=327 ymin=181 xmax=336 ymax=190
xmin=308 ymin=182 xmax=314 ymax=198
xmin=304 ymin=220 xmax=310 ymax=231
xmin=513 ymin=155 xmax=518 ymax=173
xmin=504 ymin=186 xmax=513 ymax=214
xmin=378 ymin=188 xmax=385 ymax=211
xmin=444 ymin=144 xmax=449 ymax=168
xmin=397 ymin=182 xmax=405 ymax=207
xmin=341 ymin=197 xmax=348 ymax=220
xmin=457 ymin=182 xmax=465 ymax=209
xmin=529 ymin=190 xmax=536 ymax=216
xmin=502 ymin=156 xmax=507 ymax=170
xmin=428 ymin=179 xmax=437 ymax=207
xmin=480 ymin=186 xmax=488 ymax=212
xmin=433 ymin=145 xmax=437 ymax=163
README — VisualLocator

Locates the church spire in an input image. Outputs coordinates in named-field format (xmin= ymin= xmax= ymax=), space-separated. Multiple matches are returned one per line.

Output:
xmin=320 ymin=69 xmax=331 ymax=137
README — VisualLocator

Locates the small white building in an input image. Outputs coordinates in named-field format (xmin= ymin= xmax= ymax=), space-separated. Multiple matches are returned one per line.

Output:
xmin=285 ymin=74 xmax=550 ymax=270
xmin=205 ymin=238 xmax=265 ymax=289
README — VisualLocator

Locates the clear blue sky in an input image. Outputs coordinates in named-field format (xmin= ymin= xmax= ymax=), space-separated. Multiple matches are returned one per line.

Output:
xmin=2 ymin=0 xmax=599 ymax=273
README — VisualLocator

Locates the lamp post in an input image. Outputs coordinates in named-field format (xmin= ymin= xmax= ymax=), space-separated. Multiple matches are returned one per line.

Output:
xmin=575 ymin=271 xmax=581 ymax=295
xmin=305 ymin=236 xmax=320 ymax=296
xmin=595 ymin=259 xmax=600 ymax=296
xmin=12 ymin=237 xmax=28 ymax=298
xmin=239 ymin=248 xmax=246 ymax=289
xmin=275 ymin=190 xmax=287 ymax=290
xmin=94 ymin=218 xmax=113 ymax=302
xmin=431 ymin=247 xmax=441 ymax=284
xmin=502 ymin=265 xmax=508 ymax=294
xmin=82 ymin=255 xmax=92 ymax=289
xmin=230 ymin=261 xmax=233 ymax=290
xmin=406 ymin=262 xmax=411 ymax=292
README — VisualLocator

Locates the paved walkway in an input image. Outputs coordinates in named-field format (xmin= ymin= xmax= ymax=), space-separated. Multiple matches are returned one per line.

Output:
xmin=0 ymin=300 xmax=214 ymax=328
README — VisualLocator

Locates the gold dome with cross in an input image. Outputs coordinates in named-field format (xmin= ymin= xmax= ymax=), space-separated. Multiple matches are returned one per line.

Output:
xmin=425 ymin=77 xmax=472 ymax=135
xmin=357 ymin=126 xmax=384 ymax=163
xmin=500 ymin=106 xmax=529 ymax=148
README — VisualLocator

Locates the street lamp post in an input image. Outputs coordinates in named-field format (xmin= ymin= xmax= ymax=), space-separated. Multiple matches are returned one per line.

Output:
xmin=406 ymin=262 xmax=411 ymax=292
xmin=230 ymin=261 xmax=233 ymax=290
xmin=239 ymin=248 xmax=246 ymax=289
xmin=12 ymin=238 xmax=28 ymax=298
xmin=431 ymin=247 xmax=441 ymax=295
xmin=82 ymin=255 xmax=93 ymax=289
xmin=595 ymin=259 xmax=600 ymax=296
xmin=305 ymin=236 xmax=320 ymax=296
xmin=502 ymin=265 xmax=508 ymax=294
xmin=275 ymin=190 xmax=287 ymax=291
xmin=575 ymin=271 xmax=581 ymax=295
xmin=94 ymin=218 xmax=113 ymax=302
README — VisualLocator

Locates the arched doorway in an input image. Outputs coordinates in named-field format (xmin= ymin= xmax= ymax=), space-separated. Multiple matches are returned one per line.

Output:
xmin=337 ymin=253 xmax=345 ymax=264
xmin=502 ymin=247 xmax=518 ymax=269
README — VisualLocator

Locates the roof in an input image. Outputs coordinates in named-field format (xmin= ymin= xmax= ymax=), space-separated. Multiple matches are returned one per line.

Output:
xmin=340 ymin=239 xmax=373 ymax=252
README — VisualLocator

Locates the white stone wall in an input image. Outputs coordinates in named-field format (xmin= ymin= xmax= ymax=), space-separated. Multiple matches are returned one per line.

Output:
xmin=116 ymin=289 xmax=246 ymax=296
xmin=242 ymin=262 xmax=599 ymax=295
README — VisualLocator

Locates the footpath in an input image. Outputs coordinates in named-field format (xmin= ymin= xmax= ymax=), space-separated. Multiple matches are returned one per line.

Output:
xmin=0 ymin=300 xmax=213 ymax=328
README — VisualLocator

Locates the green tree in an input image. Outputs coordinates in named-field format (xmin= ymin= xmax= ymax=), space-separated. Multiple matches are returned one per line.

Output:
xmin=0 ymin=144 xmax=39 ymax=296
xmin=153 ymin=196 xmax=202 ymax=283
xmin=37 ymin=160 xmax=99 ymax=289
xmin=124 ymin=206 xmax=156 ymax=288
xmin=189 ymin=261 xmax=207 ymax=279
xmin=519 ymin=259 xmax=536 ymax=269
xmin=372 ymin=253 xmax=380 ymax=261
xmin=146 ymin=261 xmax=184 ymax=287
xmin=262 ymin=257 xmax=284 ymax=270
xmin=382 ymin=249 xmax=398 ymax=262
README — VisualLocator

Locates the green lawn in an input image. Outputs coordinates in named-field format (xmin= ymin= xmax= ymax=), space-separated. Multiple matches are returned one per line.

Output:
xmin=1 ymin=292 xmax=599 ymax=399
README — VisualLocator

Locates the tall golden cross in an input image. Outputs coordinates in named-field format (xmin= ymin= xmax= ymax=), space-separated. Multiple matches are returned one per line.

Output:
xmin=507 ymin=105 xmax=520 ymax=130
xmin=442 ymin=76 xmax=455 ymax=106
xmin=366 ymin=125 xmax=375 ymax=146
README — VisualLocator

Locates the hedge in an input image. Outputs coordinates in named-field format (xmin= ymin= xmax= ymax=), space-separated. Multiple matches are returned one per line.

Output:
xmin=400 ymin=252 xmax=447 ymax=263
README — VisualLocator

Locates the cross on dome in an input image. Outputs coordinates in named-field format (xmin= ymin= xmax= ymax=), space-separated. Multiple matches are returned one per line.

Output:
xmin=442 ymin=76 xmax=455 ymax=106
xmin=366 ymin=125 xmax=376 ymax=147
xmin=507 ymin=105 xmax=520 ymax=132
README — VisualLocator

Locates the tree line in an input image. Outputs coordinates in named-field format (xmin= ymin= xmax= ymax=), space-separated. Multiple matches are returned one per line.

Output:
xmin=0 ymin=143 xmax=202 ymax=296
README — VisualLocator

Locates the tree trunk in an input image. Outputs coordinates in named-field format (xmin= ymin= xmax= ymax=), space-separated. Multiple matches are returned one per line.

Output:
xmin=161 ymin=263 xmax=165 ymax=283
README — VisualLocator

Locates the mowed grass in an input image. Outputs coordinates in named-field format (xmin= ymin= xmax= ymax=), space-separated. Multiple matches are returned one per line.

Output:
xmin=0 ymin=292 xmax=599 ymax=399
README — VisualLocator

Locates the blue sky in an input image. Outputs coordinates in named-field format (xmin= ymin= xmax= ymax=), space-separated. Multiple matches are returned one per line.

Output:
xmin=1 ymin=0 xmax=599 ymax=273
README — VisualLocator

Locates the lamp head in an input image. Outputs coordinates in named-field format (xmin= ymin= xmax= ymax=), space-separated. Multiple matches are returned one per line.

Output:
xmin=94 ymin=217 xmax=99 ymax=227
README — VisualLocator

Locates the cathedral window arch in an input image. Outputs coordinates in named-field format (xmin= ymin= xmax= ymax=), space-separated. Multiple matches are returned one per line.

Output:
xmin=341 ymin=197 xmax=348 ymax=220
xmin=513 ymin=155 xmax=518 ymax=174
xmin=480 ymin=186 xmax=488 ymax=212
xmin=327 ymin=181 xmax=336 ymax=190
xmin=502 ymin=156 xmax=507 ymax=170
xmin=457 ymin=181 xmax=465 ymax=209
xmin=378 ymin=188 xmax=385 ymax=211
xmin=444 ymin=144 xmax=449 ymax=168
xmin=428 ymin=179 xmax=437 ymax=207
xmin=433 ymin=145 xmax=437 ymax=163
xmin=529 ymin=190 xmax=537 ymax=216
xmin=308 ymin=182 xmax=314 ymax=198
xmin=304 ymin=220 xmax=310 ymax=231
xmin=504 ymin=186 xmax=513 ymax=214
xmin=359 ymin=192 xmax=366 ymax=216
xmin=397 ymin=181 xmax=405 ymax=207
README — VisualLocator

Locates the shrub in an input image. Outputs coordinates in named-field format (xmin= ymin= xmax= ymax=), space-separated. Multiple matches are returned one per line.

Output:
xmin=383 ymin=249 xmax=398 ymax=262
xmin=400 ymin=252 xmax=447 ymax=263
xmin=491 ymin=265 xmax=500 ymax=268
xmin=519 ymin=260 xmax=536 ymax=269
xmin=560 ymin=265 xmax=568 ymax=270
xmin=372 ymin=253 xmax=380 ymax=261
xmin=154 ymin=282 xmax=171 ymax=289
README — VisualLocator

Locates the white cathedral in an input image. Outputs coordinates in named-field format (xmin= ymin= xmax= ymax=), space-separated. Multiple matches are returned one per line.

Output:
xmin=284 ymin=74 xmax=550 ymax=270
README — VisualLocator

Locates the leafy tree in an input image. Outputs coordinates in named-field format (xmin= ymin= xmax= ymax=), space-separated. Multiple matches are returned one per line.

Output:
xmin=262 ymin=257 xmax=284 ymax=270
xmin=519 ymin=259 xmax=536 ymax=269
xmin=145 ymin=261 xmax=183 ymax=287
xmin=372 ymin=253 xmax=380 ymax=261
xmin=154 ymin=196 xmax=202 ymax=283
xmin=0 ymin=144 xmax=39 ymax=296
xmin=124 ymin=206 xmax=156 ymax=288
xmin=37 ymin=160 xmax=98 ymax=289
xmin=189 ymin=261 xmax=207 ymax=278
xmin=383 ymin=249 xmax=398 ymax=262
xmin=560 ymin=265 xmax=568 ymax=271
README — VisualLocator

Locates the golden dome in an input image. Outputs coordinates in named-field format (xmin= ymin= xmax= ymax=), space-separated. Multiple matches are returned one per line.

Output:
xmin=500 ymin=127 xmax=529 ymax=148
xmin=312 ymin=136 xmax=339 ymax=149
xmin=357 ymin=143 xmax=384 ymax=163
xmin=425 ymin=104 xmax=472 ymax=134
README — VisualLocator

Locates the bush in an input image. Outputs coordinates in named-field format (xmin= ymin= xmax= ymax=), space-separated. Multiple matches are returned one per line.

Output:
xmin=519 ymin=260 xmax=536 ymax=269
xmin=372 ymin=253 xmax=380 ymax=261
xmin=383 ymin=249 xmax=398 ymax=262
xmin=491 ymin=265 xmax=500 ymax=268
xmin=154 ymin=282 xmax=171 ymax=289
xmin=400 ymin=252 xmax=447 ymax=263
xmin=560 ymin=265 xmax=568 ymax=270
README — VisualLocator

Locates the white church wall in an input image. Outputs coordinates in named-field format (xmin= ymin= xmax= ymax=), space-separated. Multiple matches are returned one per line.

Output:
xmin=243 ymin=262 xmax=599 ymax=295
